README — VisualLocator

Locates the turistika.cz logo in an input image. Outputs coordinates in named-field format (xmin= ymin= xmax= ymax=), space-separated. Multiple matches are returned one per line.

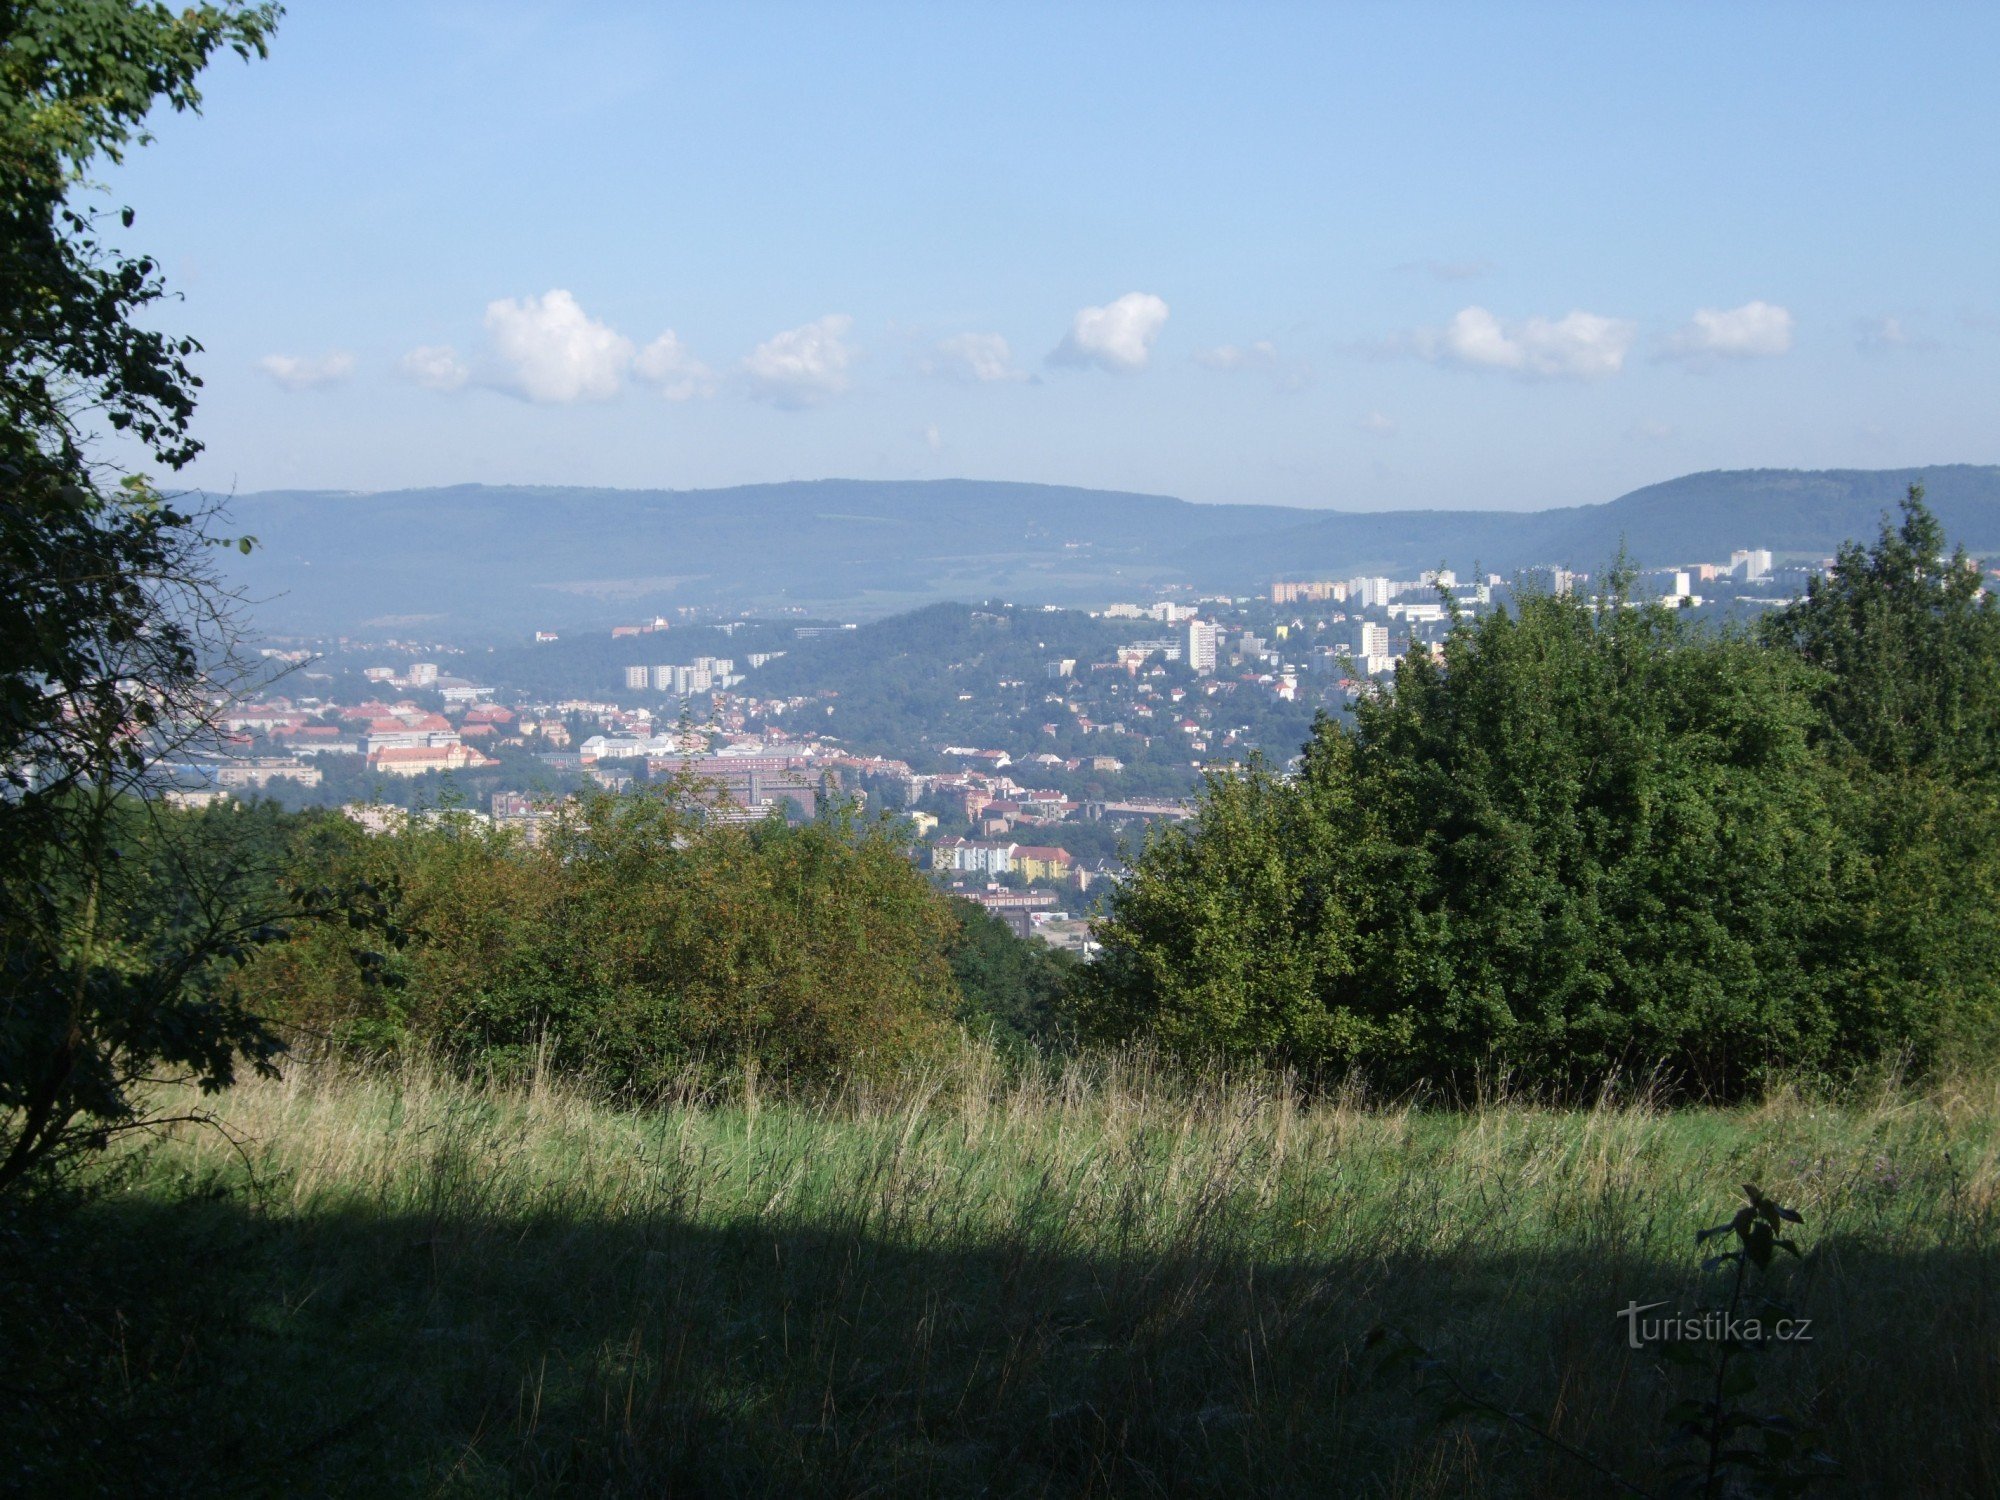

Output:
xmin=1617 ymin=1300 xmax=1814 ymax=1350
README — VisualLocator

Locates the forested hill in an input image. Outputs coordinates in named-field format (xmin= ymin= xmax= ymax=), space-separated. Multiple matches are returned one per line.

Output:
xmin=1180 ymin=466 xmax=2000 ymax=579
xmin=216 ymin=466 xmax=2000 ymax=637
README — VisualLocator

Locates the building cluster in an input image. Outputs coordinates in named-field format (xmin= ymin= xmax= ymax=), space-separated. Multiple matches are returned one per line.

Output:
xmin=621 ymin=655 xmax=745 ymax=696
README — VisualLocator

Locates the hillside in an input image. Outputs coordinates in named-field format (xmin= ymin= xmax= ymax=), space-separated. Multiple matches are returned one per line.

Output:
xmin=215 ymin=466 xmax=2000 ymax=637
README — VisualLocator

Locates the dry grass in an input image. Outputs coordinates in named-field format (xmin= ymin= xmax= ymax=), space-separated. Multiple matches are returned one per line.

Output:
xmin=4 ymin=1044 xmax=1997 ymax=1496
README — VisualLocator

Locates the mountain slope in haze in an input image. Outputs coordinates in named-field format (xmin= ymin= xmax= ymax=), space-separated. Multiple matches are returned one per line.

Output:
xmin=217 ymin=467 xmax=2000 ymax=637
xmin=221 ymin=479 xmax=1305 ymax=635
xmin=1189 ymin=466 xmax=2000 ymax=579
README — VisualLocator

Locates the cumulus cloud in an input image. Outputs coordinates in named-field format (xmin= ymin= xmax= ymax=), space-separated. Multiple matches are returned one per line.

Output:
xmin=1662 ymin=300 xmax=1794 ymax=362
xmin=634 ymin=330 xmax=715 ymax=401
xmin=1049 ymin=292 xmax=1169 ymax=373
xmin=924 ymin=422 xmax=943 ymax=453
xmin=257 ymin=351 xmax=355 ymax=391
xmin=1417 ymin=305 xmax=1636 ymax=379
xmin=483 ymin=289 xmax=633 ymax=403
xmin=742 ymin=315 xmax=856 ymax=407
xmin=397 ymin=344 xmax=469 ymax=392
xmin=919 ymin=331 xmax=1024 ymax=383
xmin=1357 ymin=410 xmax=1396 ymax=435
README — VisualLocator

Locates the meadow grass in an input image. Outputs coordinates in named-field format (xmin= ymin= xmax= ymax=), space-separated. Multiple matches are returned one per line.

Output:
xmin=4 ymin=1045 xmax=1997 ymax=1496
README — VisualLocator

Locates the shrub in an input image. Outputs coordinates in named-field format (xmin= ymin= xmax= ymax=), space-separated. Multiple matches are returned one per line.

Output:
xmin=237 ymin=786 xmax=959 ymax=1089
xmin=1086 ymin=547 xmax=2000 ymax=1096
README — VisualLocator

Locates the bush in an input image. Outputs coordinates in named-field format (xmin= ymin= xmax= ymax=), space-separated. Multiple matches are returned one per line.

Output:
xmin=1086 ymin=535 xmax=2000 ymax=1097
xmin=237 ymin=786 xmax=960 ymax=1090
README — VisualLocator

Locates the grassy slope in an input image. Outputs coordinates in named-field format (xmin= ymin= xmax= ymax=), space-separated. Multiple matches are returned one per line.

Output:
xmin=5 ymin=1051 xmax=1997 ymax=1497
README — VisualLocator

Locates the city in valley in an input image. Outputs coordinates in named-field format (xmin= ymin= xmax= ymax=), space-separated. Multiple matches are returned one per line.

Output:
xmin=192 ymin=545 xmax=1808 ymax=956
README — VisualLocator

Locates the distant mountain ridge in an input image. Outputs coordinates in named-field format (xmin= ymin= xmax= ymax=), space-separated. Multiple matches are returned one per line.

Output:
xmin=217 ymin=466 xmax=2000 ymax=636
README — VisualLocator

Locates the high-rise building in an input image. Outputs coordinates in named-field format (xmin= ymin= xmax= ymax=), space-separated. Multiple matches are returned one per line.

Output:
xmin=408 ymin=662 xmax=438 ymax=686
xmin=1731 ymin=549 xmax=1774 ymax=582
xmin=623 ymin=665 xmax=649 ymax=690
xmin=1359 ymin=622 xmax=1390 ymax=661
xmin=1186 ymin=620 xmax=1218 ymax=675
xmin=651 ymin=665 xmax=674 ymax=691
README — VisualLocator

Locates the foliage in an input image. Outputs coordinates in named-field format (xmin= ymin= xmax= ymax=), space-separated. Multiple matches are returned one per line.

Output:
xmin=0 ymin=3 xmax=283 ymax=1194
xmin=0 ymin=797 xmax=342 ymax=1192
xmin=1764 ymin=486 xmax=2000 ymax=1073
xmin=1089 ymin=498 xmax=2000 ymax=1094
xmin=945 ymin=897 xmax=1077 ymax=1047
xmin=1765 ymin=486 xmax=2000 ymax=780
xmin=235 ymin=783 xmax=961 ymax=1089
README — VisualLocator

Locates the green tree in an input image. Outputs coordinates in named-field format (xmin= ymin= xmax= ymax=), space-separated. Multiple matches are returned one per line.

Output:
xmin=1766 ymin=486 xmax=2000 ymax=1071
xmin=0 ymin=3 xmax=283 ymax=1192
xmin=1766 ymin=484 xmax=2000 ymax=778
xmin=1087 ymin=579 xmax=1855 ymax=1096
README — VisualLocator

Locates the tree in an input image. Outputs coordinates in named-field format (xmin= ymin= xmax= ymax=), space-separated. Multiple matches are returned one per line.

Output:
xmin=1765 ymin=486 xmax=2000 ymax=1071
xmin=1765 ymin=485 xmax=2000 ymax=779
xmin=1 ymin=3 xmax=283 ymax=1192
xmin=1086 ymin=578 xmax=1855 ymax=1097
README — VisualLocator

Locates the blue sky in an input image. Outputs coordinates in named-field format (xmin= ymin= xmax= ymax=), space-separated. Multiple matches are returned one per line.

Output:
xmin=108 ymin=1 xmax=2000 ymax=511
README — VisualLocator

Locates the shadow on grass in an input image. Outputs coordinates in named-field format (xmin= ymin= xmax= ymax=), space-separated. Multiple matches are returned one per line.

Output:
xmin=2 ymin=1189 xmax=1995 ymax=1498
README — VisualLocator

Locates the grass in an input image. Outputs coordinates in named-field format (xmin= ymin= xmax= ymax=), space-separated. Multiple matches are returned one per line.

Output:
xmin=3 ymin=1046 xmax=1997 ymax=1497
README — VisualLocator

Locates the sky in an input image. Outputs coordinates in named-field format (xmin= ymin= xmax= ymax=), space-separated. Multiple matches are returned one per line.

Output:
xmin=105 ymin=1 xmax=2000 ymax=512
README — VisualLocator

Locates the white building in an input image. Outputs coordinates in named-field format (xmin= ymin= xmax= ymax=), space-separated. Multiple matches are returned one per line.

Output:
xmin=1186 ymin=620 xmax=1218 ymax=676
xmin=1731 ymin=549 xmax=1774 ymax=582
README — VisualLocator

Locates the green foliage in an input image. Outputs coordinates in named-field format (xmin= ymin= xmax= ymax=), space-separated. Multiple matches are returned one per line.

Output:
xmin=0 ymin=3 xmax=284 ymax=1194
xmin=0 ymin=797 xmax=336 ymax=1192
xmin=1767 ymin=486 xmax=2000 ymax=779
xmin=1088 ymin=508 xmax=2000 ymax=1094
xmin=945 ymin=898 xmax=1077 ymax=1047
xmin=238 ymin=785 xmax=962 ymax=1089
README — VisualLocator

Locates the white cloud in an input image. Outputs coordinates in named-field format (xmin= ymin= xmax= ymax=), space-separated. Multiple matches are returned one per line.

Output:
xmin=919 ymin=331 xmax=1024 ymax=383
xmin=1628 ymin=418 xmax=1677 ymax=442
xmin=1196 ymin=340 xmax=1279 ymax=372
xmin=1049 ymin=292 xmax=1169 ymax=373
xmin=397 ymin=344 xmax=469 ymax=392
xmin=742 ymin=314 xmax=856 ymax=407
xmin=483 ymin=289 xmax=633 ymax=403
xmin=634 ymin=330 xmax=715 ymax=401
xmin=924 ymin=421 xmax=943 ymax=453
xmin=1663 ymin=300 xmax=1794 ymax=361
xmin=257 ymin=350 xmax=355 ymax=391
xmin=1417 ymin=306 xmax=1636 ymax=380
xmin=1357 ymin=410 xmax=1396 ymax=435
